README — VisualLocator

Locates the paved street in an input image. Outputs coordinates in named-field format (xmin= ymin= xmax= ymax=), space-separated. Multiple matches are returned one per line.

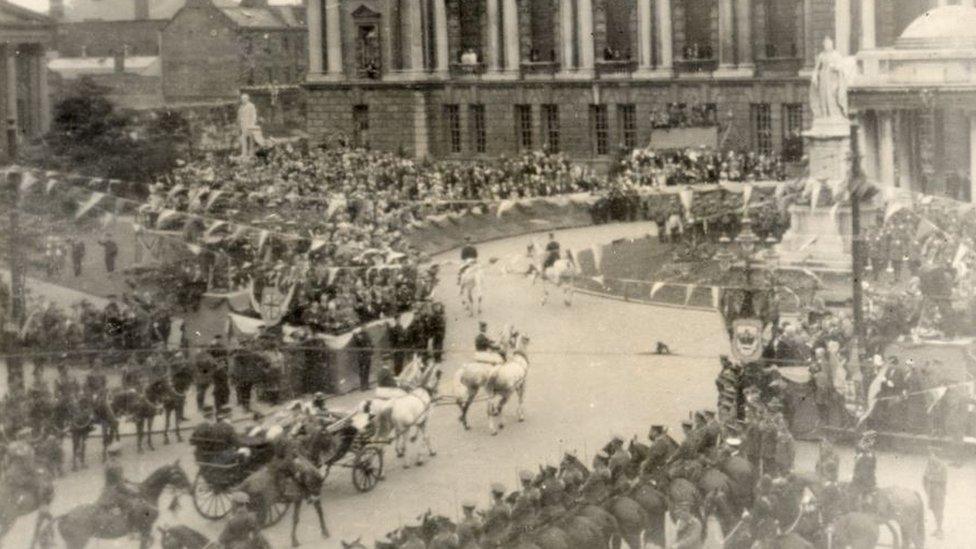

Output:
xmin=4 ymin=222 xmax=974 ymax=548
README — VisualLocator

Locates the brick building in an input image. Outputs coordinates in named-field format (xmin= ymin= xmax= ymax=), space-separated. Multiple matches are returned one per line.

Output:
xmin=160 ymin=0 xmax=306 ymax=105
xmin=303 ymin=0 xmax=958 ymax=166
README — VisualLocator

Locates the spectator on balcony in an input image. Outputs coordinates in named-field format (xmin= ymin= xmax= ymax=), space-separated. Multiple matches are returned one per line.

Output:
xmin=460 ymin=49 xmax=479 ymax=66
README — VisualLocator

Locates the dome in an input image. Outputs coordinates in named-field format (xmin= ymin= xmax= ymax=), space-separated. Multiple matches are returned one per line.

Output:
xmin=897 ymin=6 xmax=976 ymax=49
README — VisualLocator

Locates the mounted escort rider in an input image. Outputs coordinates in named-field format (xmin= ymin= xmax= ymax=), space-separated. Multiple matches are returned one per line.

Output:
xmin=457 ymin=237 xmax=479 ymax=287
xmin=474 ymin=321 xmax=506 ymax=366
xmin=543 ymin=233 xmax=561 ymax=270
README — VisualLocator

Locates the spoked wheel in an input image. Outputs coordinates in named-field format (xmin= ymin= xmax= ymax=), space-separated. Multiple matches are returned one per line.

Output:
xmin=192 ymin=471 xmax=233 ymax=520
xmin=261 ymin=499 xmax=290 ymax=528
xmin=352 ymin=446 xmax=384 ymax=492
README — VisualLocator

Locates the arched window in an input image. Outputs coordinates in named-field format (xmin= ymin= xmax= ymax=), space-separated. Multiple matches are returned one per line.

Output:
xmin=683 ymin=0 xmax=713 ymax=60
xmin=529 ymin=0 xmax=556 ymax=62
xmin=604 ymin=0 xmax=632 ymax=61
xmin=764 ymin=0 xmax=798 ymax=58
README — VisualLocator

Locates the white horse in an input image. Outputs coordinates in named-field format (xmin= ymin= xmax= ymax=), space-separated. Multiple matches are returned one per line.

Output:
xmin=485 ymin=334 xmax=530 ymax=436
xmin=372 ymin=362 xmax=441 ymax=467
xmin=453 ymin=328 xmax=519 ymax=431
xmin=529 ymin=245 xmax=577 ymax=307
xmin=458 ymin=262 xmax=484 ymax=316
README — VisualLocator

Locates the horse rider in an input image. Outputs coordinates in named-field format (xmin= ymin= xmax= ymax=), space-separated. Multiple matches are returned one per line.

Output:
xmin=923 ymin=446 xmax=948 ymax=539
xmin=219 ymin=492 xmax=271 ymax=549
xmin=543 ymin=233 xmax=561 ymax=270
xmin=457 ymin=236 xmax=479 ymax=287
xmin=474 ymin=322 xmax=505 ymax=365
xmin=97 ymin=442 xmax=141 ymax=523
xmin=851 ymin=430 xmax=877 ymax=507
xmin=457 ymin=500 xmax=483 ymax=546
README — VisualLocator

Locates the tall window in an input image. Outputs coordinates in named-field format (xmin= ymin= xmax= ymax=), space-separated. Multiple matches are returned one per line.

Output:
xmin=618 ymin=104 xmax=637 ymax=150
xmin=591 ymin=104 xmax=610 ymax=156
xmin=542 ymin=104 xmax=560 ymax=153
xmin=751 ymin=103 xmax=773 ymax=155
xmin=764 ymin=0 xmax=798 ymax=58
xmin=516 ymin=105 xmax=533 ymax=151
xmin=444 ymin=104 xmax=461 ymax=153
xmin=353 ymin=105 xmax=369 ymax=148
xmin=782 ymin=103 xmax=804 ymax=161
xmin=470 ymin=104 xmax=487 ymax=154
xmin=683 ymin=0 xmax=714 ymax=60
xmin=459 ymin=0 xmax=484 ymax=63
xmin=355 ymin=23 xmax=382 ymax=78
xmin=604 ymin=0 xmax=633 ymax=61
xmin=529 ymin=0 xmax=556 ymax=62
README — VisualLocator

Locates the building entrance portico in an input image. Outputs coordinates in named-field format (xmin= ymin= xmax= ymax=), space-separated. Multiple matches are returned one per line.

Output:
xmin=852 ymin=4 xmax=976 ymax=202
xmin=0 ymin=0 xmax=54 ymax=161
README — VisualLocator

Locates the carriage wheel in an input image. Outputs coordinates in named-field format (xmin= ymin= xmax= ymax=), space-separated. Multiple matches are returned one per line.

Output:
xmin=192 ymin=471 xmax=233 ymax=520
xmin=352 ymin=446 xmax=383 ymax=492
xmin=261 ymin=500 xmax=290 ymax=529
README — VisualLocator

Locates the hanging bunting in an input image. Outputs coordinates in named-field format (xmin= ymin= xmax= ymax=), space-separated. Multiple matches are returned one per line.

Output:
xmin=496 ymin=199 xmax=516 ymax=218
xmin=650 ymin=281 xmax=665 ymax=299
xmin=74 ymin=192 xmax=106 ymax=220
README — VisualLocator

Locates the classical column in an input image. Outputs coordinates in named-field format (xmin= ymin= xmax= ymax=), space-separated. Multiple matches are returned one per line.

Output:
xmin=716 ymin=0 xmax=737 ymax=74
xmin=486 ymin=0 xmax=501 ymax=72
xmin=860 ymin=0 xmax=875 ymax=51
xmin=559 ymin=0 xmax=576 ymax=73
xmin=970 ymin=115 xmax=976 ymax=202
xmin=6 ymin=45 xmax=17 ymax=133
xmin=656 ymin=0 xmax=673 ymax=72
xmin=878 ymin=111 xmax=895 ymax=189
xmin=578 ymin=0 xmax=594 ymax=71
xmin=735 ymin=0 xmax=754 ymax=73
xmin=803 ymin=0 xmax=814 ymax=68
xmin=636 ymin=0 xmax=653 ymax=71
xmin=895 ymin=111 xmax=914 ymax=190
xmin=433 ymin=0 xmax=449 ymax=74
xmin=858 ymin=112 xmax=878 ymax=185
xmin=37 ymin=47 xmax=49 ymax=133
xmin=407 ymin=0 xmax=425 ymax=73
xmin=834 ymin=0 xmax=850 ymax=56
xmin=503 ymin=0 xmax=520 ymax=72
xmin=325 ymin=0 xmax=343 ymax=76
xmin=306 ymin=0 xmax=323 ymax=74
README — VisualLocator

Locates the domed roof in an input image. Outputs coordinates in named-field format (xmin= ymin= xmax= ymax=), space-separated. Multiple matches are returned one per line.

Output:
xmin=897 ymin=6 xmax=976 ymax=49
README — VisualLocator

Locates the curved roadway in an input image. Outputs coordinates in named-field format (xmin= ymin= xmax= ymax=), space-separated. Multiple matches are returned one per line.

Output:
xmin=5 ymin=221 xmax=973 ymax=548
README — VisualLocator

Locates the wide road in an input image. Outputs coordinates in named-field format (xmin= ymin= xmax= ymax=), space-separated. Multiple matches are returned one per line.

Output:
xmin=5 ymin=222 xmax=974 ymax=548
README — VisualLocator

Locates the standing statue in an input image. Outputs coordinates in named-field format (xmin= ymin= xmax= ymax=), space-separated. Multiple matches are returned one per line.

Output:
xmin=238 ymin=93 xmax=266 ymax=158
xmin=809 ymin=36 xmax=850 ymax=121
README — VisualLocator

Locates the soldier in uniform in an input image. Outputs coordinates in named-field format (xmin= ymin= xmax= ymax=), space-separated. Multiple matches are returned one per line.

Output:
xmin=923 ymin=447 xmax=948 ymax=539
xmin=851 ymin=431 xmax=877 ymax=507
xmin=485 ymin=483 xmax=511 ymax=526
xmin=218 ymin=492 xmax=270 ymax=549
xmin=672 ymin=507 xmax=704 ymax=549
xmin=456 ymin=500 xmax=483 ymax=547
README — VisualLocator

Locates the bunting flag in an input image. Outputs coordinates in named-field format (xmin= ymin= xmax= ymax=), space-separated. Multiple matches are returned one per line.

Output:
xmin=310 ymin=238 xmax=328 ymax=253
xmin=591 ymin=275 xmax=605 ymax=286
xmin=45 ymin=177 xmax=60 ymax=194
xmin=206 ymin=190 xmax=225 ymax=211
xmin=858 ymin=363 xmax=890 ymax=426
xmin=884 ymin=201 xmax=908 ymax=222
xmin=650 ymin=281 xmax=665 ymax=299
xmin=204 ymin=220 xmax=227 ymax=237
xmin=74 ymin=192 xmax=106 ymax=220
xmin=256 ymin=230 xmax=270 ymax=252
xmin=496 ymin=199 xmax=516 ymax=218
xmin=915 ymin=218 xmax=939 ymax=240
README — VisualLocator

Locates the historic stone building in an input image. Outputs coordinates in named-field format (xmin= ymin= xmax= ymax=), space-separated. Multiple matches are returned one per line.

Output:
xmin=852 ymin=4 xmax=976 ymax=202
xmin=303 ymin=0 xmax=964 ymax=166
xmin=0 ymin=0 xmax=54 ymax=160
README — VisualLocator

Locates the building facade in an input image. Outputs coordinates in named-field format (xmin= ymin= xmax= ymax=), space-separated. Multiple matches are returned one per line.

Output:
xmin=0 ymin=0 xmax=54 ymax=160
xmin=303 ymin=0 xmax=964 ymax=165
xmin=160 ymin=0 xmax=306 ymax=105
xmin=852 ymin=4 xmax=976 ymax=202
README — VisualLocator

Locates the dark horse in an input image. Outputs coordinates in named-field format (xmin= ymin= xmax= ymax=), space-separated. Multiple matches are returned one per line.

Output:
xmin=110 ymin=387 xmax=161 ymax=454
xmin=33 ymin=460 xmax=192 ymax=549
xmin=61 ymin=392 xmax=96 ymax=471
xmin=146 ymin=373 xmax=191 ymax=445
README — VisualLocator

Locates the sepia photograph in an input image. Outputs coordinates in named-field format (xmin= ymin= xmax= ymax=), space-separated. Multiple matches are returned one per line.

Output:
xmin=1 ymin=0 xmax=975 ymax=547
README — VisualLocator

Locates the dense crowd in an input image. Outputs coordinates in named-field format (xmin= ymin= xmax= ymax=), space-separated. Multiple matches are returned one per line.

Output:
xmin=649 ymin=103 xmax=719 ymax=129
xmin=619 ymin=147 xmax=788 ymax=187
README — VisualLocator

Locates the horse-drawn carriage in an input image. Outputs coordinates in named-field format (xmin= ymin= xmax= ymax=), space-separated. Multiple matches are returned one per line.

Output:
xmin=189 ymin=400 xmax=385 ymax=526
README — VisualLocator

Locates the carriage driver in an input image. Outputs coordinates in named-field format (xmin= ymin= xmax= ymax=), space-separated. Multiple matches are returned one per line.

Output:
xmin=474 ymin=321 xmax=505 ymax=365
xmin=457 ymin=236 xmax=479 ymax=286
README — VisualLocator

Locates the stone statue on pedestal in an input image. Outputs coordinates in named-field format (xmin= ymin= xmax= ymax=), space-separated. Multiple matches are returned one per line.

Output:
xmin=809 ymin=37 xmax=851 ymax=123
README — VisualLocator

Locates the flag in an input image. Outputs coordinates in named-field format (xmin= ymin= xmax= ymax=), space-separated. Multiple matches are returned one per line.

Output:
xmin=45 ymin=177 xmax=60 ymax=194
xmin=858 ymin=364 xmax=889 ymax=426
xmin=591 ymin=275 xmax=605 ymax=286
xmin=496 ymin=199 xmax=516 ymax=218
xmin=650 ymin=281 xmax=665 ymax=299
xmin=204 ymin=220 xmax=227 ymax=237
xmin=205 ymin=190 xmax=224 ymax=211
xmin=74 ymin=192 xmax=106 ymax=220
xmin=926 ymin=386 xmax=948 ymax=414
xmin=884 ymin=201 xmax=907 ymax=222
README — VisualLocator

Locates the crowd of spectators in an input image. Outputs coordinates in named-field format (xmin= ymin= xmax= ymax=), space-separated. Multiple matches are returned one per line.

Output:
xmin=620 ymin=147 xmax=788 ymax=187
xmin=649 ymin=103 xmax=719 ymax=129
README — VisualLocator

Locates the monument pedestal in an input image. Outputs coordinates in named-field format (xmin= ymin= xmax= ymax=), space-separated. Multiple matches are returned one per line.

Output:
xmin=776 ymin=205 xmax=878 ymax=272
